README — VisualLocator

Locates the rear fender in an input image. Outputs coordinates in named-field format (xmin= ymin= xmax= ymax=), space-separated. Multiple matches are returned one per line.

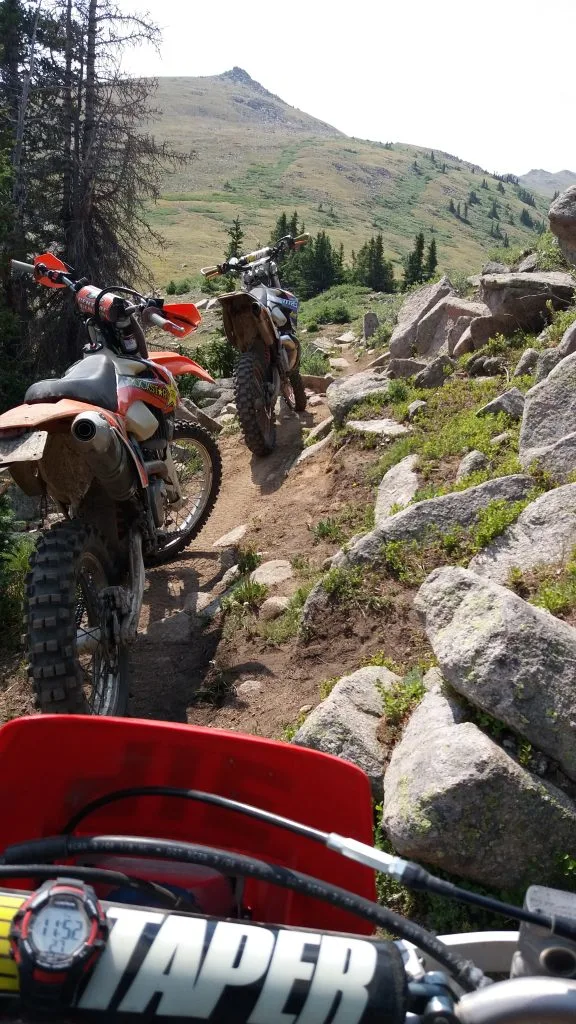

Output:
xmin=218 ymin=292 xmax=277 ymax=353
xmin=0 ymin=403 xmax=147 ymax=494
xmin=147 ymin=351 xmax=215 ymax=384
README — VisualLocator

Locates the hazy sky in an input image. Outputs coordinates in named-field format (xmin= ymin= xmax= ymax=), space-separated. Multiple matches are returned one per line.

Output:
xmin=120 ymin=0 xmax=574 ymax=175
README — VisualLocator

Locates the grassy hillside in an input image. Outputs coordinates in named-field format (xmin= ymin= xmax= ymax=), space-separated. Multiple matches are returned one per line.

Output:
xmin=519 ymin=169 xmax=576 ymax=199
xmin=146 ymin=69 xmax=552 ymax=286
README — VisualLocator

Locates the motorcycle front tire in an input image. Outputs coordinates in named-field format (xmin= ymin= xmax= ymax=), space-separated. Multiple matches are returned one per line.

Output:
xmin=234 ymin=345 xmax=277 ymax=456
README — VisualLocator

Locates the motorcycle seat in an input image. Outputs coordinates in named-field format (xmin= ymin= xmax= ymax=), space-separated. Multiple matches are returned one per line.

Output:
xmin=25 ymin=353 xmax=118 ymax=412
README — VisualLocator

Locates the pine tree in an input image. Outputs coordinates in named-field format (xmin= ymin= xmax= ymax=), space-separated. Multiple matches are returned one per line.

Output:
xmin=497 ymin=181 xmax=505 ymax=194
xmin=520 ymin=208 xmax=535 ymax=229
xmin=449 ymin=198 xmax=455 ymax=214
xmin=553 ymin=190 xmax=560 ymax=201
xmin=226 ymin=216 xmax=244 ymax=258
xmin=503 ymin=233 xmax=510 ymax=248
xmin=270 ymin=212 xmax=289 ymax=243
xmin=482 ymin=178 xmax=489 ymax=189
xmin=456 ymin=202 xmax=461 ymax=218
xmin=425 ymin=238 xmax=438 ymax=279
xmin=464 ymin=202 xmax=469 ymax=221
xmin=403 ymin=232 xmax=425 ymax=289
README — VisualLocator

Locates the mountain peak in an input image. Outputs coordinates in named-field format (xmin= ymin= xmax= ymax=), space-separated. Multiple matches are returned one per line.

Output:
xmin=219 ymin=67 xmax=273 ymax=97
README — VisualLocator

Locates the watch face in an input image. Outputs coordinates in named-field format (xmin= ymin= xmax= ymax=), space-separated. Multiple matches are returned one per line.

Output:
xmin=29 ymin=902 xmax=90 ymax=957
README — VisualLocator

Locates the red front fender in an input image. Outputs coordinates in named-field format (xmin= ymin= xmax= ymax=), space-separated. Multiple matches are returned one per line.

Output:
xmin=147 ymin=351 xmax=215 ymax=384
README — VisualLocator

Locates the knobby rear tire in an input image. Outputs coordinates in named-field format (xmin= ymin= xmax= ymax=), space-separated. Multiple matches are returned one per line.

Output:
xmin=234 ymin=348 xmax=277 ymax=457
xmin=147 ymin=421 xmax=222 ymax=566
xmin=25 ymin=521 xmax=129 ymax=716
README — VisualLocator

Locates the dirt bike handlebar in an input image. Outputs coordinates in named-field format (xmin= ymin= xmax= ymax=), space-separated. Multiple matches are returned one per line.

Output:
xmin=142 ymin=308 xmax=186 ymax=334
xmin=200 ymin=233 xmax=311 ymax=278
xmin=10 ymin=260 xmax=35 ymax=277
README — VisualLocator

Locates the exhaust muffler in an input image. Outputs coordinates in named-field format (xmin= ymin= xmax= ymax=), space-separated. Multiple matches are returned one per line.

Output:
xmin=70 ymin=412 xmax=136 ymax=502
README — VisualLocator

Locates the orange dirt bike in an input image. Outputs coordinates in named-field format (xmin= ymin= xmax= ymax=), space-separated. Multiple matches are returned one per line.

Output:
xmin=0 ymin=253 xmax=223 ymax=717
xmin=201 ymin=233 xmax=310 ymax=456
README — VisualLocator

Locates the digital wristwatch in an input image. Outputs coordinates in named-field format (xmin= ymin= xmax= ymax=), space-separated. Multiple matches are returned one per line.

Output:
xmin=9 ymin=878 xmax=108 ymax=1016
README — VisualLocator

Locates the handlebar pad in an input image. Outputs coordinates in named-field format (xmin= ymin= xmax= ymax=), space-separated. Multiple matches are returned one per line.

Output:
xmin=0 ymin=891 xmax=407 ymax=1022
xmin=10 ymin=260 xmax=35 ymax=277
xmin=79 ymin=907 xmax=407 ymax=1022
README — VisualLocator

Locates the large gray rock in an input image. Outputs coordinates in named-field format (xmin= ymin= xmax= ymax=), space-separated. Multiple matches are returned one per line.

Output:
xmin=389 ymin=277 xmax=454 ymax=358
xmin=326 ymin=369 xmax=390 ymax=425
xmin=519 ymin=351 xmax=576 ymax=477
xmin=387 ymin=358 xmax=427 ymax=379
xmin=479 ymin=272 xmax=575 ymax=330
xmin=517 ymin=253 xmax=539 ymax=273
xmin=251 ymin=559 xmax=293 ymax=586
xmin=375 ymin=454 xmax=420 ymax=524
xmin=482 ymin=261 xmax=511 ymax=275
xmin=384 ymin=684 xmax=576 ymax=888
xmin=549 ymin=187 xmax=576 ymax=265
xmin=477 ymin=388 xmax=525 ymax=420
xmin=513 ymin=348 xmax=539 ymax=377
xmin=469 ymin=484 xmax=576 ymax=582
xmin=339 ymin=475 xmax=533 ymax=565
xmin=447 ymin=316 xmax=475 ymax=356
xmin=469 ymin=314 xmax=516 ymax=349
xmin=558 ymin=319 xmax=576 ymax=357
xmin=363 ymin=311 xmax=379 ymax=339
xmin=415 ymin=297 xmax=490 ymax=358
xmin=535 ymin=348 xmax=563 ymax=383
xmin=293 ymin=667 xmax=401 ymax=799
xmin=347 ymin=419 xmax=410 ymax=437
xmin=413 ymin=355 xmax=455 ymax=389
xmin=414 ymin=566 xmax=576 ymax=781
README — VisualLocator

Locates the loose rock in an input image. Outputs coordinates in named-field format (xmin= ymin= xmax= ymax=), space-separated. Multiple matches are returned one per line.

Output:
xmin=513 ymin=348 xmax=539 ymax=377
xmin=363 ymin=311 xmax=379 ymax=340
xmin=341 ymin=475 xmax=532 ymax=564
xmin=336 ymin=331 xmax=356 ymax=344
xmin=347 ymin=419 xmax=411 ymax=438
xmin=414 ymin=566 xmax=576 ymax=781
xmin=387 ymin=358 xmax=427 ymax=379
xmin=389 ymin=277 xmax=454 ymax=358
xmin=260 ymin=596 xmax=290 ymax=621
xmin=300 ymin=373 xmax=335 ymax=394
xmin=213 ymin=525 xmax=248 ymax=548
xmin=326 ymin=369 xmax=390 ymax=426
xmin=517 ymin=253 xmax=539 ymax=273
xmin=407 ymin=399 xmax=427 ymax=420
xmin=535 ymin=348 xmax=563 ymax=383
xmin=469 ymin=484 xmax=576 ymax=582
xmin=456 ymin=450 xmax=488 ymax=481
xmin=477 ymin=388 xmax=525 ymax=421
xmin=251 ymin=559 xmax=293 ymax=587
xmin=413 ymin=355 xmax=455 ymax=389
xmin=558 ymin=319 xmax=576 ymax=357
xmin=479 ymin=272 xmax=575 ymax=330
xmin=293 ymin=666 xmax=401 ymax=799
xmin=329 ymin=357 xmax=350 ymax=370
xmin=384 ymin=684 xmax=576 ymax=888
xmin=295 ymin=432 xmax=334 ymax=464
xmin=375 ymin=455 xmax=420 ymax=524
xmin=305 ymin=416 xmax=334 ymax=445
xmin=519 ymin=351 xmax=576 ymax=478
xmin=549 ymin=186 xmax=576 ymax=265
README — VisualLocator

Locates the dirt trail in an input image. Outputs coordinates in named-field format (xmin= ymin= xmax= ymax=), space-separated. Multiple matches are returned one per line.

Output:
xmin=130 ymin=350 xmax=386 ymax=737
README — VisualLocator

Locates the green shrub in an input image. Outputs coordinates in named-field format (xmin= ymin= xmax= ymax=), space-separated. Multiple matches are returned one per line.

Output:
xmin=179 ymin=335 xmax=238 ymax=387
xmin=222 ymin=578 xmax=268 ymax=613
xmin=299 ymin=341 xmax=329 ymax=376
xmin=166 ymin=278 xmax=192 ymax=296
xmin=0 ymin=501 xmax=33 ymax=653
xmin=313 ymin=300 xmax=351 ymax=325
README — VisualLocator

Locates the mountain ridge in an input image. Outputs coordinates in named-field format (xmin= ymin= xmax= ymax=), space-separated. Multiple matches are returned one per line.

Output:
xmin=146 ymin=68 xmax=555 ymax=283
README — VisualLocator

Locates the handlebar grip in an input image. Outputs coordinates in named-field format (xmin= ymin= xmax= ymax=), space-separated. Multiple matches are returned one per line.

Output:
xmin=201 ymin=266 xmax=221 ymax=279
xmin=11 ymin=260 xmax=35 ymax=278
xmin=146 ymin=310 xmax=185 ymax=335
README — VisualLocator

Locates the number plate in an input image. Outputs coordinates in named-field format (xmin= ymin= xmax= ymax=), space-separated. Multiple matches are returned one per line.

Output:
xmin=0 ymin=430 xmax=47 ymax=463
